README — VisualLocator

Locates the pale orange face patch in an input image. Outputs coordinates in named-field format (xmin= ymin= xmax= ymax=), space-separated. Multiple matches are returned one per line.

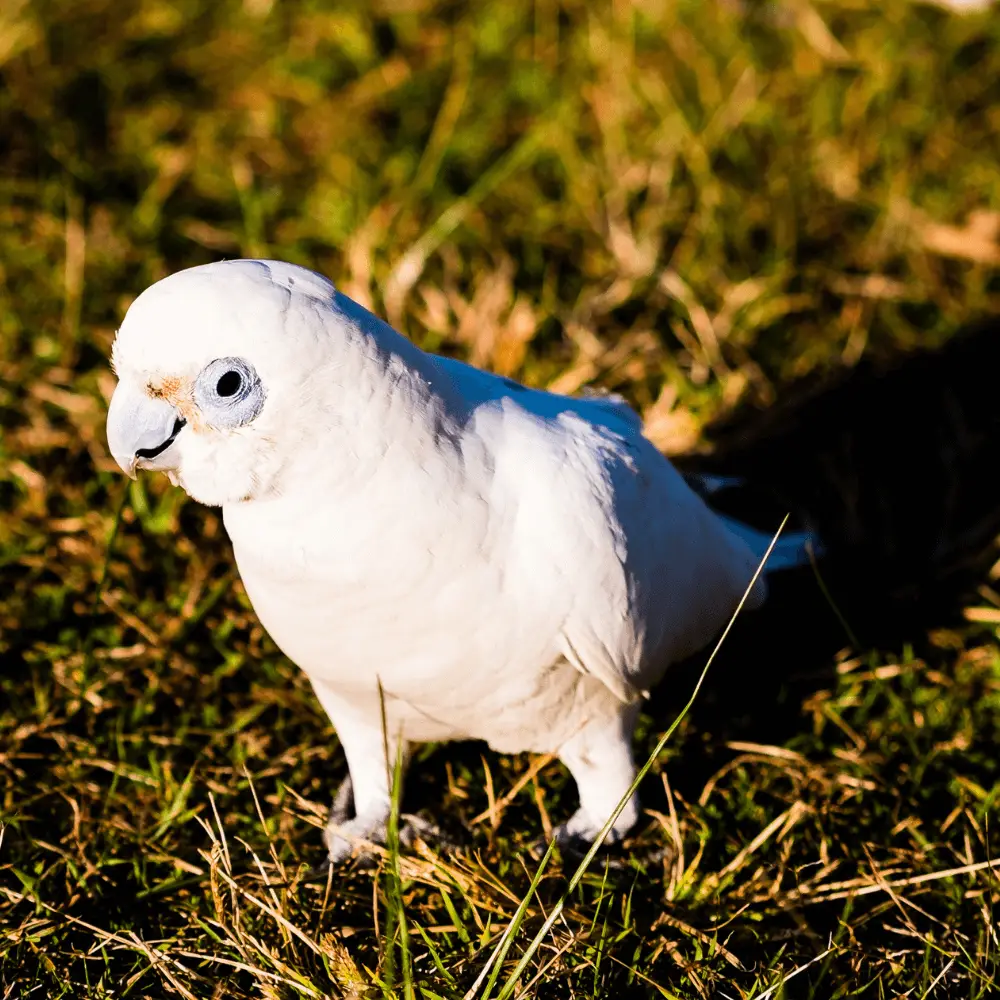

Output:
xmin=146 ymin=377 xmax=203 ymax=428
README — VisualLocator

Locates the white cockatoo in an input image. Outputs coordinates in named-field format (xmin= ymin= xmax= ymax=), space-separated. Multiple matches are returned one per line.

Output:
xmin=106 ymin=259 xmax=810 ymax=861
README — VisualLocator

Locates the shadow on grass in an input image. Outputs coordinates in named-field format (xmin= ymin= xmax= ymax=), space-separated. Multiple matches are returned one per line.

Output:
xmin=655 ymin=315 xmax=1000 ymax=782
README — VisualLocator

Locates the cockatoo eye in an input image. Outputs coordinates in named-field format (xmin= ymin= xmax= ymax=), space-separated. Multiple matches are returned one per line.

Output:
xmin=194 ymin=356 xmax=266 ymax=429
xmin=216 ymin=370 xmax=242 ymax=397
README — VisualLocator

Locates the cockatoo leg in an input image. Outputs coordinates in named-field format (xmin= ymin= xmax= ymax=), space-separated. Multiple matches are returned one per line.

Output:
xmin=310 ymin=679 xmax=463 ymax=863
xmin=310 ymin=679 xmax=405 ymax=863
xmin=553 ymin=703 xmax=642 ymax=852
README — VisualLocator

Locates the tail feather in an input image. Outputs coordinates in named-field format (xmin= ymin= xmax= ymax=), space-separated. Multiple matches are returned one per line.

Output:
xmin=683 ymin=471 xmax=822 ymax=572
xmin=718 ymin=514 xmax=821 ymax=573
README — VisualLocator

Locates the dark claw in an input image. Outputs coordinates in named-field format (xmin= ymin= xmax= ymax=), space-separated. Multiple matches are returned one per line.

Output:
xmin=328 ymin=776 xmax=354 ymax=826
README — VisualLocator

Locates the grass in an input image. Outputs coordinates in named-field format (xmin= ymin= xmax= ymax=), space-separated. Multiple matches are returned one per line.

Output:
xmin=2 ymin=0 xmax=1000 ymax=995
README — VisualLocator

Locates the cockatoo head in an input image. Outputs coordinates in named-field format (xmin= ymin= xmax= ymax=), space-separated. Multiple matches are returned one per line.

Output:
xmin=106 ymin=259 xmax=353 ymax=506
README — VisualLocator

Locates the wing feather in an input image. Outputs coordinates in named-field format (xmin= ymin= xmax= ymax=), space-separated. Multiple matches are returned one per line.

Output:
xmin=434 ymin=353 xmax=764 ymax=705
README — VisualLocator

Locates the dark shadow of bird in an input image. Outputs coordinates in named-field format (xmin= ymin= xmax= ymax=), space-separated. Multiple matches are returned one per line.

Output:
xmin=652 ymin=317 xmax=1000 ymax=769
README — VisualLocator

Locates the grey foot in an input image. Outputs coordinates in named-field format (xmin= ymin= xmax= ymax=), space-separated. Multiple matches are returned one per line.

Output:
xmin=323 ymin=777 xmax=385 ymax=864
xmin=552 ymin=807 xmax=628 ymax=857
xmin=323 ymin=777 xmax=464 ymax=865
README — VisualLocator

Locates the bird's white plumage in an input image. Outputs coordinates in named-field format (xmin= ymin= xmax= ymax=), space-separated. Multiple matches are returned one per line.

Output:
xmin=107 ymin=259 xmax=787 ymax=857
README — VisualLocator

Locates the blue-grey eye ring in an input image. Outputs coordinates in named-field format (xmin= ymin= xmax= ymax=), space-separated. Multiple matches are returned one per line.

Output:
xmin=193 ymin=356 xmax=266 ymax=429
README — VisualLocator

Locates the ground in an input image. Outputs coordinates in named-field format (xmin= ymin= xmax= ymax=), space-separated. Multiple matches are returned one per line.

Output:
xmin=2 ymin=1 xmax=1000 ymax=996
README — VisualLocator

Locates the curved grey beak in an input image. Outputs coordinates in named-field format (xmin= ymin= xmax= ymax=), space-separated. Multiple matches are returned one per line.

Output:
xmin=106 ymin=380 xmax=185 ymax=479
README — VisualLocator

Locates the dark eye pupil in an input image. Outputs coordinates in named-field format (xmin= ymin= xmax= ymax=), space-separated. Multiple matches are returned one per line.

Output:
xmin=216 ymin=371 xmax=242 ymax=397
